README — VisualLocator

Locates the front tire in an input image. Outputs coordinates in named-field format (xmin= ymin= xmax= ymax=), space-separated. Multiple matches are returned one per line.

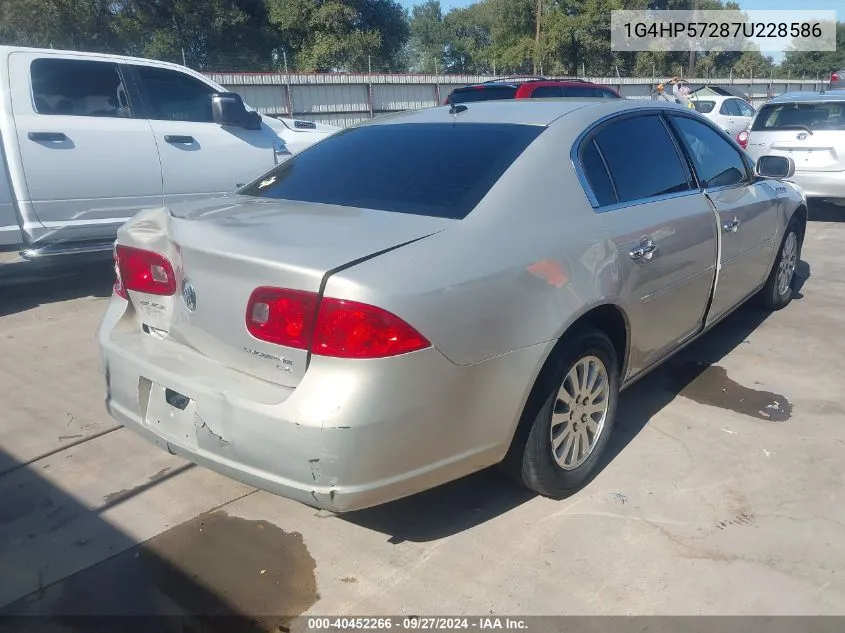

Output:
xmin=759 ymin=218 xmax=803 ymax=310
xmin=518 ymin=328 xmax=620 ymax=499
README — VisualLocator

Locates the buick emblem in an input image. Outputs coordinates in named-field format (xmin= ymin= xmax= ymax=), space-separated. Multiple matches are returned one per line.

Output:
xmin=182 ymin=279 xmax=197 ymax=312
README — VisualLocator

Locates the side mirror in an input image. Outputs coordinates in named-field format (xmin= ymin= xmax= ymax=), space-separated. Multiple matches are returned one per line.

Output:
xmin=211 ymin=92 xmax=262 ymax=130
xmin=756 ymin=155 xmax=795 ymax=179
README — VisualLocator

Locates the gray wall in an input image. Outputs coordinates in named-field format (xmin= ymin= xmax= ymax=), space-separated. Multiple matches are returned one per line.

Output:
xmin=206 ymin=72 xmax=832 ymax=128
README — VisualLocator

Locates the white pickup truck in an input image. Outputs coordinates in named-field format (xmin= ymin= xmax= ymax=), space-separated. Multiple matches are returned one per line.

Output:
xmin=0 ymin=46 xmax=337 ymax=281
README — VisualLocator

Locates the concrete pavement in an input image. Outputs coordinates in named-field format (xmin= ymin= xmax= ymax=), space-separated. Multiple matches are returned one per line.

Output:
xmin=1 ymin=202 xmax=844 ymax=625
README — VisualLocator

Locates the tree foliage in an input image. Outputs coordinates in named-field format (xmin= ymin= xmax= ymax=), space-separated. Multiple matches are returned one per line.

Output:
xmin=0 ymin=0 xmax=842 ymax=77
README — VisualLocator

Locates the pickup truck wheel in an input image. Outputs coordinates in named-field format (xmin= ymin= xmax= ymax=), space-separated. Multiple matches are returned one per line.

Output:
xmin=759 ymin=219 xmax=803 ymax=310
xmin=518 ymin=328 xmax=620 ymax=499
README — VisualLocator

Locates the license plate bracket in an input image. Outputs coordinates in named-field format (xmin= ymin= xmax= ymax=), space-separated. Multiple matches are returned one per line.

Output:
xmin=143 ymin=382 xmax=198 ymax=450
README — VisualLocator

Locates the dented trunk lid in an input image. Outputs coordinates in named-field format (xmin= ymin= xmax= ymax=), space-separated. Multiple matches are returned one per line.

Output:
xmin=117 ymin=195 xmax=450 ymax=388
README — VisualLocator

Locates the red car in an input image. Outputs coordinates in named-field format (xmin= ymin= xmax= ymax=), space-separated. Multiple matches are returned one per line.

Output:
xmin=445 ymin=77 xmax=621 ymax=105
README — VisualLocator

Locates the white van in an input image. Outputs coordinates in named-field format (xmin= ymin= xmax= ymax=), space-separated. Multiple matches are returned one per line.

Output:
xmin=0 ymin=46 xmax=337 ymax=281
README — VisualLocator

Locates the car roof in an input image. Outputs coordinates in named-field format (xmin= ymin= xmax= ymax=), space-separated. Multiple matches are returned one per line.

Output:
xmin=361 ymin=98 xmax=691 ymax=128
xmin=452 ymin=77 xmax=603 ymax=91
xmin=767 ymin=91 xmax=845 ymax=104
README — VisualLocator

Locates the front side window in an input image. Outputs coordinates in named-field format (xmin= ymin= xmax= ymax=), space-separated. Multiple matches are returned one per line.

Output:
xmin=670 ymin=115 xmax=748 ymax=188
xmin=241 ymin=123 xmax=543 ymax=220
xmin=133 ymin=66 xmax=215 ymax=123
xmin=589 ymin=115 xmax=691 ymax=204
xmin=30 ymin=58 xmax=131 ymax=118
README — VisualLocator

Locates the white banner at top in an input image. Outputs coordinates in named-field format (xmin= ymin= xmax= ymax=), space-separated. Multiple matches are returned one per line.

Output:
xmin=610 ymin=10 xmax=838 ymax=53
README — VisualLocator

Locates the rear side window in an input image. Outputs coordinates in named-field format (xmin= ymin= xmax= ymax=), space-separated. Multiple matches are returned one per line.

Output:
xmin=448 ymin=86 xmax=518 ymax=104
xmin=597 ymin=89 xmax=620 ymax=99
xmin=241 ymin=123 xmax=543 ymax=219
xmin=561 ymin=86 xmax=600 ymax=97
xmin=720 ymin=99 xmax=740 ymax=116
xmin=589 ymin=115 xmax=691 ymax=204
xmin=670 ymin=115 xmax=748 ymax=188
xmin=735 ymin=100 xmax=755 ymax=117
xmin=752 ymin=101 xmax=845 ymax=131
xmin=580 ymin=140 xmax=616 ymax=205
xmin=693 ymin=100 xmax=716 ymax=114
xmin=30 ymin=58 xmax=131 ymax=118
xmin=531 ymin=86 xmax=563 ymax=98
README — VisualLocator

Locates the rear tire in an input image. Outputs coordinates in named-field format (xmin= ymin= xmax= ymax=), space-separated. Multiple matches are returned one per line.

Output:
xmin=517 ymin=328 xmax=620 ymax=499
xmin=759 ymin=218 xmax=803 ymax=310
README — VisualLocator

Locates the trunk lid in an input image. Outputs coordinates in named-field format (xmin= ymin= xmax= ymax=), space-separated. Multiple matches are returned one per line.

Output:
xmin=118 ymin=196 xmax=451 ymax=387
xmin=749 ymin=99 xmax=845 ymax=172
xmin=747 ymin=129 xmax=845 ymax=172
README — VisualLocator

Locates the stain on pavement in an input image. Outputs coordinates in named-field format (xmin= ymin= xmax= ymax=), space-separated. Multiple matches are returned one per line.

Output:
xmin=670 ymin=363 xmax=792 ymax=422
xmin=3 ymin=510 xmax=319 ymax=630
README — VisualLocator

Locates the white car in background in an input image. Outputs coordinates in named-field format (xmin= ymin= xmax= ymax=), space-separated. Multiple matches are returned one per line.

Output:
xmin=692 ymin=94 xmax=756 ymax=137
xmin=744 ymin=91 xmax=845 ymax=202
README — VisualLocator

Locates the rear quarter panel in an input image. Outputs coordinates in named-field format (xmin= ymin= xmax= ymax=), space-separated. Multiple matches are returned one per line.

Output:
xmin=322 ymin=115 xmax=621 ymax=367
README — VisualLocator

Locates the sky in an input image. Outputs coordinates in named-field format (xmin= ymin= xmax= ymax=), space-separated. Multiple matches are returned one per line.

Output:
xmin=399 ymin=0 xmax=842 ymax=16
xmin=397 ymin=0 xmax=841 ymax=64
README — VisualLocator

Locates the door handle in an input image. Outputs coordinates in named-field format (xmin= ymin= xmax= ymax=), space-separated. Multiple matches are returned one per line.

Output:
xmin=629 ymin=239 xmax=657 ymax=261
xmin=164 ymin=135 xmax=195 ymax=144
xmin=723 ymin=217 xmax=741 ymax=233
xmin=28 ymin=132 xmax=67 ymax=142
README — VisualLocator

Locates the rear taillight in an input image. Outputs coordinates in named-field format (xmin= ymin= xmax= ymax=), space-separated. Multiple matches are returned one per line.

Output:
xmin=312 ymin=298 xmax=430 ymax=359
xmin=831 ymin=72 xmax=840 ymax=83
xmin=245 ymin=287 xmax=430 ymax=359
xmin=245 ymin=287 xmax=319 ymax=348
xmin=114 ymin=245 xmax=177 ymax=296
xmin=113 ymin=244 xmax=127 ymax=299
xmin=736 ymin=130 xmax=749 ymax=149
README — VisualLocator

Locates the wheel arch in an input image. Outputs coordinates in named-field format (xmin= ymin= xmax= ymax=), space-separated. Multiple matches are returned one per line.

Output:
xmin=501 ymin=302 xmax=630 ymax=469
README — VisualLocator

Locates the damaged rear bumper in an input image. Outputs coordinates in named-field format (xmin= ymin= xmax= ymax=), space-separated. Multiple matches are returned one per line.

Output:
xmin=97 ymin=297 xmax=543 ymax=512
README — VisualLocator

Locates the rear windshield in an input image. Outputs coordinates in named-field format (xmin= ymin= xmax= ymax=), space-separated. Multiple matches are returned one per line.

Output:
xmin=693 ymin=100 xmax=716 ymax=114
xmin=241 ymin=123 xmax=543 ymax=219
xmin=448 ymin=86 xmax=518 ymax=104
xmin=752 ymin=101 xmax=845 ymax=131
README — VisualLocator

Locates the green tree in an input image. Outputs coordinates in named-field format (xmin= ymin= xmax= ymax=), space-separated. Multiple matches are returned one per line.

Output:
xmin=266 ymin=0 xmax=409 ymax=71
xmin=781 ymin=22 xmax=845 ymax=79
xmin=409 ymin=0 xmax=447 ymax=72
xmin=0 ymin=0 xmax=123 ymax=51
xmin=442 ymin=3 xmax=493 ymax=73
xmin=116 ymin=0 xmax=280 ymax=70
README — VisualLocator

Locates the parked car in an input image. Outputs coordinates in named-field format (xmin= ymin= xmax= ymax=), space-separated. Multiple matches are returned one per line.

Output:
xmin=830 ymin=69 xmax=844 ymax=90
xmin=692 ymin=94 xmax=756 ymax=137
xmin=744 ymin=91 xmax=845 ymax=201
xmin=444 ymin=77 xmax=621 ymax=105
xmin=98 ymin=99 xmax=806 ymax=512
xmin=0 ymin=46 xmax=337 ymax=283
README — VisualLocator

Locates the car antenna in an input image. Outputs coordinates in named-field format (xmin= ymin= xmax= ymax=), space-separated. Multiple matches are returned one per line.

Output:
xmin=449 ymin=103 xmax=468 ymax=116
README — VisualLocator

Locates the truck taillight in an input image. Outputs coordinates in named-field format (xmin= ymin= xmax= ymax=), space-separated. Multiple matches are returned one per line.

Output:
xmin=245 ymin=287 xmax=430 ymax=359
xmin=114 ymin=245 xmax=177 ymax=296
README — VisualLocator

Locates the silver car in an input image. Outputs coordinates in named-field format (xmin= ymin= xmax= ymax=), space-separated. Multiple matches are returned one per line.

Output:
xmin=745 ymin=91 xmax=845 ymax=201
xmin=98 ymin=99 xmax=807 ymax=512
